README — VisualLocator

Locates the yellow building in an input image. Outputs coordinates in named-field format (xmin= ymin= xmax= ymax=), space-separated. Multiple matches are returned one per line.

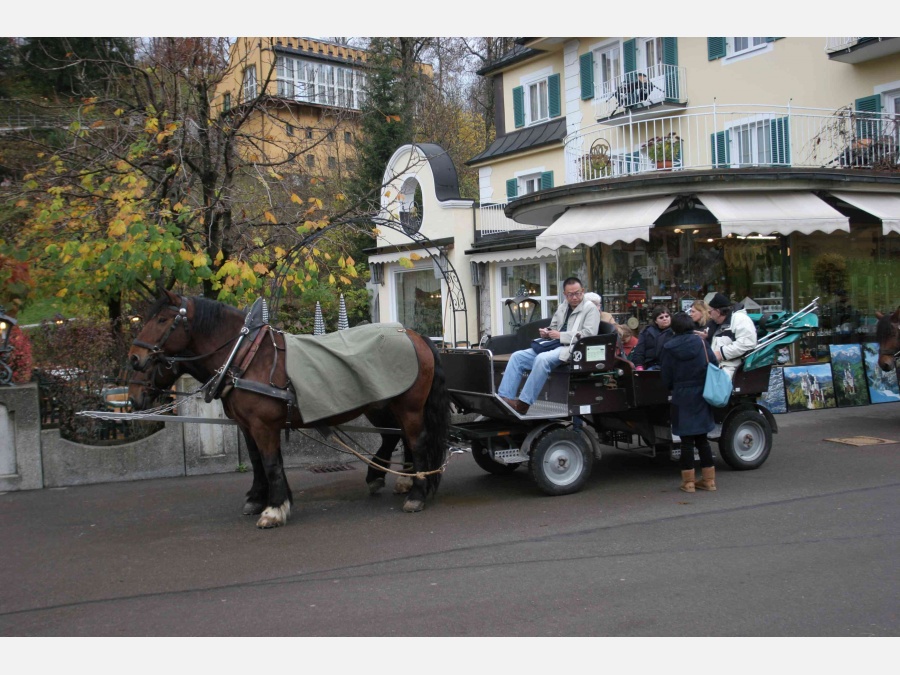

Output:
xmin=369 ymin=37 xmax=900 ymax=359
xmin=214 ymin=37 xmax=371 ymax=176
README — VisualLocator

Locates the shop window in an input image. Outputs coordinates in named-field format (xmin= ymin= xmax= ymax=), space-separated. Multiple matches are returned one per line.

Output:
xmin=497 ymin=260 xmax=558 ymax=334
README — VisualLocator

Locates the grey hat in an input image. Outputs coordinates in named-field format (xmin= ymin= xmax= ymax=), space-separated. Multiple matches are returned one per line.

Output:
xmin=708 ymin=293 xmax=732 ymax=310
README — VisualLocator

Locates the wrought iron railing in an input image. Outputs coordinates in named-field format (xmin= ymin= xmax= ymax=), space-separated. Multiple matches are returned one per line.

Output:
xmin=565 ymin=103 xmax=899 ymax=184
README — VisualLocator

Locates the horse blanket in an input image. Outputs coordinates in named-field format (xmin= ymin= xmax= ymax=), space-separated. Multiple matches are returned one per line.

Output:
xmin=284 ymin=322 xmax=419 ymax=423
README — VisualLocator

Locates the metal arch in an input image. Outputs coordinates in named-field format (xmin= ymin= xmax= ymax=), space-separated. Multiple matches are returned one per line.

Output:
xmin=373 ymin=218 xmax=469 ymax=347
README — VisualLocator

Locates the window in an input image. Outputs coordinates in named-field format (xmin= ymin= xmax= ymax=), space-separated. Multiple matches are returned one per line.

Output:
xmin=276 ymin=55 xmax=367 ymax=109
xmin=596 ymin=44 xmax=621 ymax=98
xmin=394 ymin=267 xmax=442 ymax=338
xmin=732 ymin=37 xmax=766 ymax=55
xmin=242 ymin=66 xmax=257 ymax=102
xmin=642 ymin=37 xmax=664 ymax=70
xmin=727 ymin=115 xmax=790 ymax=166
xmin=344 ymin=131 xmax=353 ymax=145
xmin=306 ymin=127 xmax=313 ymax=139
xmin=527 ymin=78 xmax=549 ymax=124
xmin=222 ymin=92 xmax=231 ymax=112
xmin=497 ymin=260 xmax=558 ymax=334
xmin=513 ymin=71 xmax=560 ymax=128
xmin=286 ymin=123 xmax=294 ymax=136
xmin=306 ymin=154 xmax=315 ymax=168
xmin=519 ymin=173 xmax=542 ymax=195
xmin=327 ymin=131 xmax=335 ymax=142
xmin=328 ymin=156 xmax=336 ymax=169
xmin=506 ymin=171 xmax=553 ymax=200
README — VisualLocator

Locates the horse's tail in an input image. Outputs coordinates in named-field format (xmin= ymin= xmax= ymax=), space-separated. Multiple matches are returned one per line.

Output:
xmin=419 ymin=334 xmax=451 ymax=495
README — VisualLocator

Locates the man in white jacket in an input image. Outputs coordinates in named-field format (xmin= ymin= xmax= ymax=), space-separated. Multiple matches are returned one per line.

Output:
xmin=498 ymin=277 xmax=600 ymax=415
xmin=708 ymin=292 xmax=759 ymax=380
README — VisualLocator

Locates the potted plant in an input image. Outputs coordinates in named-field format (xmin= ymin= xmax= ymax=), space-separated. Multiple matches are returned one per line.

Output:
xmin=642 ymin=132 xmax=681 ymax=168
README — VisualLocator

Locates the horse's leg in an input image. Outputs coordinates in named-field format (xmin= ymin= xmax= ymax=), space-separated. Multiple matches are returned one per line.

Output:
xmin=393 ymin=443 xmax=414 ymax=495
xmin=252 ymin=424 xmax=293 ymax=529
xmin=241 ymin=429 xmax=268 ymax=516
xmin=363 ymin=410 xmax=401 ymax=495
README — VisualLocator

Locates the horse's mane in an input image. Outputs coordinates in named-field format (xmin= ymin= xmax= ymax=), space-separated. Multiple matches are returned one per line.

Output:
xmin=146 ymin=294 xmax=246 ymax=334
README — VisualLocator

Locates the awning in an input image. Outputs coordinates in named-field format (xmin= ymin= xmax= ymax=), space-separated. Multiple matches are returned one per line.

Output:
xmin=535 ymin=196 xmax=675 ymax=253
xmin=467 ymin=248 xmax=547 ymax=264
xmin=368 ymin=248 xmax=438 ymax=264
xmin=830 ymin=191 xmax=900 ymax=236
xmin=699 ymin=192 xmax=850 ymax=237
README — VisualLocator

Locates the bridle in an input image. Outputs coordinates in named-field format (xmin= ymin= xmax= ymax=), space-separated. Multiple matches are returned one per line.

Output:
xmin=132 ymin=296 xmax=191 ymax=357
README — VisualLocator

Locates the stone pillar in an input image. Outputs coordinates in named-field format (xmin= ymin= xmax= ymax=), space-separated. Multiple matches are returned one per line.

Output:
xmin=0 ymin=383 xmax=44 ymax=491
xmin=176 ymin=376 xmax=241 ymax=475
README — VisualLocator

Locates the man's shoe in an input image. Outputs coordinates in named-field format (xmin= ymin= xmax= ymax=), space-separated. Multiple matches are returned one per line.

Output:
xmin=501 ymin=397 xmax=530 ymax=415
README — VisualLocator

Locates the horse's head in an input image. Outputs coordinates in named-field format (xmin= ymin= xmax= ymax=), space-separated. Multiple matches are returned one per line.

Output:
xmin=874 ymin=306 xmax=900 ymax=372
xmin=128 ymin=290 xmax=193 ymax=372
xmin=127 ymin=360 xmax=180 ymax=411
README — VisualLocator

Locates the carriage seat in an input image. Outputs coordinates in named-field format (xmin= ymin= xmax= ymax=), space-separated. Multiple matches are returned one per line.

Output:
xmin=482 ymin=318 xmax=551 ymax=356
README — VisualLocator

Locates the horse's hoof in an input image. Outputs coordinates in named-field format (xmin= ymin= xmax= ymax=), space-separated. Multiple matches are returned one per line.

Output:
xmin=367 ymin=477 xmax=386 ymax=495
xmin=393 ymin=476 xmax=413 ymax=495
xmin=256 ymin=500 xmax=291 ymax=528
xmin=243 ymin=501 xmax=265 ymax=516
xmin=402 ymin=499 xmax=425 ymax=513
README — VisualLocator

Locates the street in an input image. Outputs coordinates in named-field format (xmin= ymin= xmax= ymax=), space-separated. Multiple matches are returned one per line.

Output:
xmin=1 ymin=403 xmax=897 ymax=644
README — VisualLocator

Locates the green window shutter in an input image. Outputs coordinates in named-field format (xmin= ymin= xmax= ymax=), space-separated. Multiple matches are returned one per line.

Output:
xmin=513 ymin=86 xmax=525 ymax=128
xmin=662 ymin=37 xmax=679 ymax=102
xmin=580 ymin=52 xmax=594 ymax=100
xmin=770 ymin=116 xmax=791 ymax=165
xmin=765 ymin=37 xmax=784 ymax=42
xmin=707 ymin=37 xmax=727 ymax=61
xmin=855 ymin=95 xmax=882 ymax=140
xmin=548 ymin=74 xmax=561 ymax=118
xmin=506 ymin=178 xmax=518 ymax=200
xmin=711 ymin=130 xmax=731 ymax=168
xmin=540 ymin=171 xmax=554 ymax=190
xmin=623 ymin=39 xmax=636 ymax=74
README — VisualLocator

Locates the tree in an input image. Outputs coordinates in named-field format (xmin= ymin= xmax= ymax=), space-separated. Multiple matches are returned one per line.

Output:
xmin=6 ymin=38 xmax=373 ymax=328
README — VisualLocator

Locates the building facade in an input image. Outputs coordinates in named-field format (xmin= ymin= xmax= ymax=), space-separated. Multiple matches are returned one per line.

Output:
xmin=368 ymin=37 xmax=900 ymax=368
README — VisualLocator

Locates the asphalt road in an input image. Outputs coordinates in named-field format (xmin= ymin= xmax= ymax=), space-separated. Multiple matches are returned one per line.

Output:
xmin=1 ymin=403 xmax=897 ymax=644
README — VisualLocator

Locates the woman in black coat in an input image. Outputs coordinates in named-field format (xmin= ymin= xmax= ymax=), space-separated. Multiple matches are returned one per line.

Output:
xmin=660 ymin=312 xmax=720 ymax=492
xmin=630 ymin=305 xmax=672 ymax=369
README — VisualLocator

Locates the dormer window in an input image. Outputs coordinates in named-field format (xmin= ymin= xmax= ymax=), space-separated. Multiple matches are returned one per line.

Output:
xmin=513 ymin=71 xmax=561 ymax=128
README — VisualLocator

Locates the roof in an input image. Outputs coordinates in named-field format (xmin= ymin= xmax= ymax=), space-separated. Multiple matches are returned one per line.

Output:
xmin=466 ymin=118 xmax=567 ymax=165
xmin=476 ymin=43 xmax=545 ymax=76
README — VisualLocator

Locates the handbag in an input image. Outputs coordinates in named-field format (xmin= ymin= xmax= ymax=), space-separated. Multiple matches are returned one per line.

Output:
xmin=531 ymin=338 xmax=561 ymax=354
xmin=701 ymin=338 xmax=732 ymax=407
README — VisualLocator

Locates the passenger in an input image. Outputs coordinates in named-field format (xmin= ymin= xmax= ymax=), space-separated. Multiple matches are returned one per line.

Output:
xmin=690 ymin=299 xmax=717 ymax=345
xmin=583 ymin=292 xmax=616 ymax=325
xmin=498 ymin=277 xmax=601 ymax=415
xmin=660 ymin=312 xmax=719 ymax=493
xmin=618 ymin=325 xmax=638 ymax=357
xmin=630 ymin=304 xmax=673 ymax=370
xmin=708 ymin=293 xmax=758 ymax=380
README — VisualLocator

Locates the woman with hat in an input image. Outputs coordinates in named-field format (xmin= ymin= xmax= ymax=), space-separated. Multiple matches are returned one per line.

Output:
xmin=630 ymin=305 xmax=673 ymax=370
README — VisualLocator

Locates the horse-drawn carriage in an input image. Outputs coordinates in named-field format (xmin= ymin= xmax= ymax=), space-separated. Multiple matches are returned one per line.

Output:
xmin=441 ymin=328 xmax=777 ymax=497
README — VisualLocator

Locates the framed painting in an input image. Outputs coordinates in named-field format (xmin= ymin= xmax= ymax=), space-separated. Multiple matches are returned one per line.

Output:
xmin=862 ymin=342 xmax=900 ymax=404
xmin=757 ymin=366 xmax=787 ymax=414
xmin=828 ymin=344 xmax=870 ymax=407
xmin=783 ymin=363 xmax=837 ymax=412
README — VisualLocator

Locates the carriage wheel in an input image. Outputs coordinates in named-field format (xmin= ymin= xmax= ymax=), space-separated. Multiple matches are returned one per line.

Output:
xmin=529 ymin=428 xmax=593 ymax=496
xmin=718 ymin=409 xmax=772 ymax=470
xmin=471 ymin=438 xmax=520 ymax=475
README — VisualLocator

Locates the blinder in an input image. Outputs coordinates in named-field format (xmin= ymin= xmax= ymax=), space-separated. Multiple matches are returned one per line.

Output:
xmin=132 ymin=296 xmax=191 ymax=357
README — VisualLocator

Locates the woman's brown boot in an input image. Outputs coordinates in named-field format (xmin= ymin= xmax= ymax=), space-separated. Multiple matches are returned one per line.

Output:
xmin=680 ymin=470 xmax=696 ymax=492
xmin=695 ymin=467 xmax=717 ymax=491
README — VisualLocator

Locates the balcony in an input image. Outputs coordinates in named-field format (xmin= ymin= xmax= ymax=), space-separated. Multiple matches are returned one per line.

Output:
xmin=825 ymin=37 xmax=900 ymax=63
xmin=566 ymin=103 xmax=899 ymax=185
xmin=478 ymin=202 xmax=543 ymax=236
xmin=593 ymin=64 xmax=687 ymax=121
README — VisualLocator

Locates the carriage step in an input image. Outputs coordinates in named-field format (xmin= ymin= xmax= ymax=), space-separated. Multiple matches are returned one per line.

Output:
xmin=493 ymin=447 xmax=529 ymax=465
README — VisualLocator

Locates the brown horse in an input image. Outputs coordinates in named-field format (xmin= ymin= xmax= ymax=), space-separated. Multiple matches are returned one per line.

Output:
xmin=126 ymin=354 xmax=415 ymax=498
xmin=128 ymin=290 xmax=449 ymax=528
xmin=875 ymin=307 xmax=900 ymax=372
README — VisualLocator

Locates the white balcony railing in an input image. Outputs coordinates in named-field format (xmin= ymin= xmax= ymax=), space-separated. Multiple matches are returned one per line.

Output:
xmin=593 ymin=64 xmax=687 ymax=120
xmin=478 ymin=202 xmax=543 ymax=236
xmin=825 ymin=37 xmax=867 ymax=52
xmin=566 ymin=103 xmax=899 ymax=185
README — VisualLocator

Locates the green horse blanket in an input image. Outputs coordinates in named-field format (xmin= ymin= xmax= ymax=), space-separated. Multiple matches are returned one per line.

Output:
xmin=283 ymin=322 xmax=419 ymax=424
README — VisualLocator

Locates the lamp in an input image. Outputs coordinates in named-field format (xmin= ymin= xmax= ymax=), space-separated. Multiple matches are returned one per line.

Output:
xmin=0 ymin=305 xmax=17 ymax=386
xmin=504 ymin=293 xmax=539 ymax=332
